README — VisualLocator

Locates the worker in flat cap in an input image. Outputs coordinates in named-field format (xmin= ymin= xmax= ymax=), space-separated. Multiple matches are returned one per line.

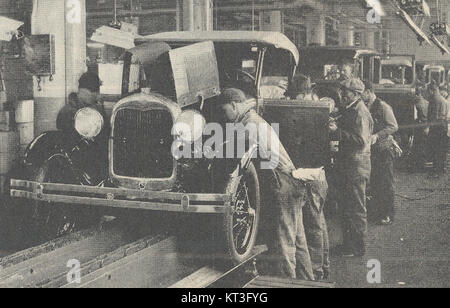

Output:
xmin=329 ymin=78 xmax=374 ymax=257
xmin=57 ymin=71 xmax=106 ymax=134
xmin=219 ymin=88 xmax=315 ymax=280
xmin=362 ymin=81 xmax=399 ymax=226
xmin=56 ymin=71 xmax=109 ymax=172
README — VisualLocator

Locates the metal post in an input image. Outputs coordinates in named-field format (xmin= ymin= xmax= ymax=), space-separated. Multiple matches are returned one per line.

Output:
xmin=176 ymin=0 xmax=181 ymax=31
xmin=183 ymin=0 xmax=213 ymax=31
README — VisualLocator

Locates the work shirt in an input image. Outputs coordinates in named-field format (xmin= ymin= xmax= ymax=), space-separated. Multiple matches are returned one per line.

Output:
xmin=238 ymin=109 xmax=296 ymax=176
xmin=370 ymin=98 xmax=398 ymax=152
xmin=428 ymin=92 xmax=449 ymax=124
xmin=414 ymin=95 xmax=429 ymax=124
xmin=336 ymin=99 xmax=374 ymax=157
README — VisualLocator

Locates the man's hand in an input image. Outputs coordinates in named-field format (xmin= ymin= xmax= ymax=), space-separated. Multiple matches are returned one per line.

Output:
xmin=370 ymin=134 xmax=378 ymax=145
xmin=328 ymin=118 xmax=338 ymax=132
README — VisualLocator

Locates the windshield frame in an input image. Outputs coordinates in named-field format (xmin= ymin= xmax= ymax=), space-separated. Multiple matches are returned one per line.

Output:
xmin=377 ymin=55 xmax=416 ymax=87
xmin=298 ymin=49 xmax=360 ymax=82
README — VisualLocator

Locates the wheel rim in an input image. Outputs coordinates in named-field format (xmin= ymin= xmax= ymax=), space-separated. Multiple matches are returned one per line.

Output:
xmin=232 ymin=177 xmax=256 ymax=255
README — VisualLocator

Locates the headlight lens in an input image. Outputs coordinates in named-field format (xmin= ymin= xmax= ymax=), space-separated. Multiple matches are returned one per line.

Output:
xmin=173 ymin=110 xmax=206 ymax=143
xmin=74 ymin=107 xmax=104 ymax=139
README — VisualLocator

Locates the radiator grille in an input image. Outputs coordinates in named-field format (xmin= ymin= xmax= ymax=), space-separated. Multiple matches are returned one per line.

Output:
xmin=113 ymin=108 xmax=174 ymax=179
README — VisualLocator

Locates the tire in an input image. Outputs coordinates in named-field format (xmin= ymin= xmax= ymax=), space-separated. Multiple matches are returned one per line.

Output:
xmin=24 ymin=157 xmax=85 ymax=244
xmin=219 ymin=162 xmax=261 ymax=264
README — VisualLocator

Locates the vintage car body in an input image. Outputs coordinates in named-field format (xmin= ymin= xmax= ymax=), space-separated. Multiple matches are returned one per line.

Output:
xmin=416 ymin=63 xmax=446 ymax=86
xmin=417 ymin=60 xmax=450 ymax=89
xmin=11 ymin=31 xmax=331 ymax=261
xmin=373 ymin=55 xmax=416 ymax=140
xmin=299 ymin=46 xmax=416 ymax=149
xmin=298 ymin=46 xmax=380 ymax=103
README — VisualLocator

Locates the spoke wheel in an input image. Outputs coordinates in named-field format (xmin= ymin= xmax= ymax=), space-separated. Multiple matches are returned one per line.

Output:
xmin=232 ymin=181 xmax=256 ymax=254
xmin=221 ymin=162 xmax=260 ymax=264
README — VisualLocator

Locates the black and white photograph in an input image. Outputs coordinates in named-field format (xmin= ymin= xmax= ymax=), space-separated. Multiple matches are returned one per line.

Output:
xmin=0 ymin=0 xmax=448 ymax=292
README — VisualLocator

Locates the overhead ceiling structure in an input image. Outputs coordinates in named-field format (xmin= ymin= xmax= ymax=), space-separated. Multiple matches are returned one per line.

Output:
xmin=327 ymin=0 xmax=450 ymax=54
xmin=86 ymin=0 xmax=450 ymax=54
xmin=86 ymin=0 xmax=326 ymax=18
xmin=393 ymin=1 xmax=432 ymax=46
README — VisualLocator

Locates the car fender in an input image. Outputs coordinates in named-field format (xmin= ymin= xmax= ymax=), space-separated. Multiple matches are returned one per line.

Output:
xmin=23 ymin=131 xmax=73 ymax=167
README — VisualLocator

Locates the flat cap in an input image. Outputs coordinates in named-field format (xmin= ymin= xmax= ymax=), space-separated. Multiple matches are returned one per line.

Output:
xmin=340 ymin=78 xmax=365 ymax=94
xmin=221 ymin=88 xmax=247 ymax=104
xmin=79 ymin=71 xmax=102 ymax=93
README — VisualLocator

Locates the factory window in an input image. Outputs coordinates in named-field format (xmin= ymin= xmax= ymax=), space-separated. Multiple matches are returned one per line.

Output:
xmin=373 ymin=57 xmax=381 ymax=84
xmin=362 ymin=56 xmax=371 ymax=82
xmin=284 ymin=24 xmax=307 ymax=48
xmin=381 ymin=64 xmax=414 ymax=85
xmin=325 ymin=17 xmax=339 ymax=46
xmin=354 ymin=32 xmax=362 ymax=47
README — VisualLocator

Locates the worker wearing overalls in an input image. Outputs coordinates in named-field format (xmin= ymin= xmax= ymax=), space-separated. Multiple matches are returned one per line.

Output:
xmin=219 ymin=88 xmax=315 ymax=280
xmin=362 ymin=82 xmax=399 ymax=225
xmin=330 ymin=79 xmax=373 ymax=257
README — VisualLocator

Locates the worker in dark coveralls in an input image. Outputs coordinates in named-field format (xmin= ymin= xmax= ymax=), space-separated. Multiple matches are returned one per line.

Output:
xmin=362 ymin=82 xmax=399 ymax=225
xmin=411 ymin=85 xmax=430 ymax=172
xmin=56 ymin=72 xmax=108 ymax=172
xmin=57 ymin=72 xmax=106 ymax=133
xmin=427 ymin=82 xmax=449 ymax=177
xmin=219 ymin=88 xmax=315 ymax=280
xmin=329 ymin=78 xmax=373 ymax=257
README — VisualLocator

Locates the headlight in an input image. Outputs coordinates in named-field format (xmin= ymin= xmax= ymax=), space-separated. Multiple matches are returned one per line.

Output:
xmin=172 ymin=110 xmax=206 ymax=143
xmin=74 ymin=107 xmax=104 ymax=139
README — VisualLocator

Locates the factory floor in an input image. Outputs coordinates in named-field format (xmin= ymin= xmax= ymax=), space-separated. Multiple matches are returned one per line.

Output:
xmin=327 ymin=167 xmax=449 ymax=288
xmin=1 ymin=163 xmax=449 ymax=288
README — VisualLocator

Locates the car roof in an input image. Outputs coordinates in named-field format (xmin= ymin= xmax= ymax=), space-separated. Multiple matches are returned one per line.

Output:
xmin=136 ymin=31 xmax=299 ymax=65
xmin=423 ymin=64 xmax=445 ymax=70
xmin=382 ymin=57 xmax=413 ymax=67
xmin=299 ymin=45 xmax=379 ymax=57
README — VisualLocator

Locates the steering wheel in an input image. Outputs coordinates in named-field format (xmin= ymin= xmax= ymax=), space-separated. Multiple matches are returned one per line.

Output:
xmin=235 ymin=69 xmax=255 ymax=83
xmin=224 ymin=69 xmax=256 ymax=84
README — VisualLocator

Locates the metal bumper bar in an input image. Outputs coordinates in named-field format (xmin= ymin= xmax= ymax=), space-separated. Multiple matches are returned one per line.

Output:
xmin=10 ymin=179 xmax=231 ymax=214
